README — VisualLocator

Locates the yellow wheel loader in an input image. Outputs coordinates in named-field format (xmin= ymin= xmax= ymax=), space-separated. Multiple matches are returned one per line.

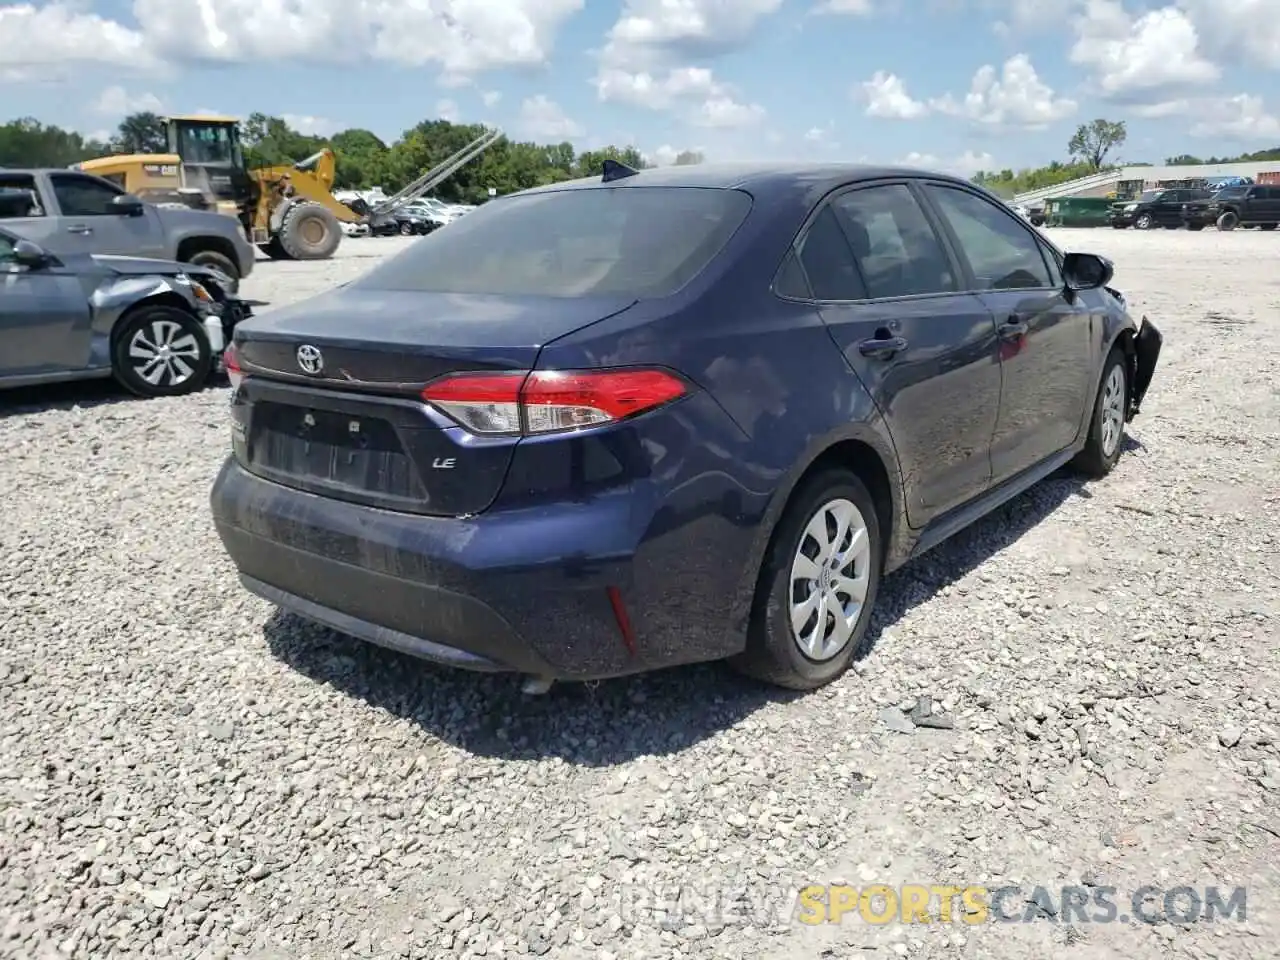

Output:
xmin=76 ymin=116 xmax=501 ymax=262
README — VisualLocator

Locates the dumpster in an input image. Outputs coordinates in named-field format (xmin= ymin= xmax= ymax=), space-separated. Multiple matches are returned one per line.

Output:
xmin=1043 ymin=196 xmax=1114 ymax=227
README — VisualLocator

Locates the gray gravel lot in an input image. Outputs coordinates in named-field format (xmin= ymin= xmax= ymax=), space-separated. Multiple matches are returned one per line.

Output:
xmin=1 ymin=228 xmax=1277 ymax=960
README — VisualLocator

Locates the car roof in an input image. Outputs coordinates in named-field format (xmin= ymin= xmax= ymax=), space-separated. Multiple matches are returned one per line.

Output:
xmin=518 ymin=162 xmax=979 ymax=197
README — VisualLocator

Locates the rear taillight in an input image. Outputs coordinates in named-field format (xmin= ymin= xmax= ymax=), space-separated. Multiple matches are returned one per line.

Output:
xmin=223 ymin=344 xmax=243 ymax=391
xmin=421 ymin=368 xmax=687 ymax=436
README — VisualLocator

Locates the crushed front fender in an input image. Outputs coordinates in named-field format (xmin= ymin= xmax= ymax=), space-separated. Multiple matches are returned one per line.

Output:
xmin=1129 ymin=316 xmax=1162 ymax=418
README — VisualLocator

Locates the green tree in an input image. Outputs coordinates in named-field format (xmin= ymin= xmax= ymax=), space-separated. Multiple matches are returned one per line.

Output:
xmin=1067 ymin=119 xmax=1127 ymax=171
xmin=0 ymin=117 xmax=109 ymax=167
xmin=674 ymin=150 xmax=705 ymax=165
xmin=329 ymin=128 xmax=390 ymax=189
xmin=113 ymin=112 xmax=167 ymax=154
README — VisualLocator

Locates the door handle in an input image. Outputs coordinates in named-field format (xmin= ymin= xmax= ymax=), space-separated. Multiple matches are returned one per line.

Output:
xmin=857 ymin=335 xmax=908 ymax=358
xmin=998 ymin=319 xmax=1028 ymax=339
xmin=66 ymin=225 xmax=92 ymax=235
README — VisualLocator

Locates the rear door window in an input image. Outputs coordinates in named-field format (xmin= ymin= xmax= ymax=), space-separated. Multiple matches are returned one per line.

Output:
xmin=356 ymin=186 xmax=752 ymax=299
xmin=830 ymin=183 xmax=957 ymax=298
xmin=0 ymin=175 xmax=45 ymax=218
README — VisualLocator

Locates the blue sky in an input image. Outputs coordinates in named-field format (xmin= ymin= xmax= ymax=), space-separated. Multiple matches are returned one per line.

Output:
xmin=2 ymin=0 xmax=1277 ymax=176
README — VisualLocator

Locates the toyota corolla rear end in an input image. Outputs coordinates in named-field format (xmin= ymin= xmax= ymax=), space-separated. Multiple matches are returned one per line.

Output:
xmin=209 ymin=179 xmax=755 ymax=682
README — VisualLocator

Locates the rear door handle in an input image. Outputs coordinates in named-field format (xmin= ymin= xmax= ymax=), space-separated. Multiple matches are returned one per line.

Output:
xmin=998 ymin=319 xmax=1028 ymax=339
xmin=66 ymin=224 xmax=92 ymax=235
xmin=857 ymin=335 xmax=908 ymax=358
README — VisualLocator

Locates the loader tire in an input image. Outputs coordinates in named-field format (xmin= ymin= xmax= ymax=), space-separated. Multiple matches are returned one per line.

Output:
xmin=259 ymin=238 xmax=292 ymax=260
xmin=277 ymin=202 xmax=341 ymax=260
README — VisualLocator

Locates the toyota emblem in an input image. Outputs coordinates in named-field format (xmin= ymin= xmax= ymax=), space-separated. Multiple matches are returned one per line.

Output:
xmin=296 ymin=344 xmax=323 ymax=375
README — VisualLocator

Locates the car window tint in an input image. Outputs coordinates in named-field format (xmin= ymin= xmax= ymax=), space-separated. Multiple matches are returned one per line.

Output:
xmin=0 ymin=233 xmax=14 ymax=263
xmin=830 ymin=184 xmax=956 ymax=299
xmin=49 ymin=174 xmax=124 ymax=216
xmin=795 ymin=206 xmax=865 ymax=300
xmin=774 ymin=249 xmax=812 ymax=299
xmin=926 ymin=185 xmax=1052 ymax=291
xmin=356 ymin=186 xmax=751 ymax=299
xmin=0 ymin=175 xmax=45 ymax=218
xmin=1039 ymin=241 xmax=1063 ymax=287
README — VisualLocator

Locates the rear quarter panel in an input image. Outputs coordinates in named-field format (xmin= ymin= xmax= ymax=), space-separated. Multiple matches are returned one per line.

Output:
xmin=534 ymin=184 xmax=903 ymax=651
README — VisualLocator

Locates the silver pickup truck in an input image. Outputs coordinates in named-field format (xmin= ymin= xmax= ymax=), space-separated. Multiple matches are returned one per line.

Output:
xmin=0 ymin=167 xmax=256 ymax=286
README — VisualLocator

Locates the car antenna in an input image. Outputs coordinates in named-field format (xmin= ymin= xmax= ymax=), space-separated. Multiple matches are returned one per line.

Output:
xmin=601 ymin=159 xmax=640 ymax=183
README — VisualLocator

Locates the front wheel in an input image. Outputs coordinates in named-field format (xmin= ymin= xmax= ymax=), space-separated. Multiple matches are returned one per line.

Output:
xmin=1217 ymin=211 xmax=1239 ymax=231
xmin=1135 ymin=213 xmax=1153 ymax=229
xmin=1072 ymin=347 xmax=1127 ymax=479
xmin=112 ymin=304 xmax=213 ymax=398
xmin=731 ymin=471 xmax=883 ymax=690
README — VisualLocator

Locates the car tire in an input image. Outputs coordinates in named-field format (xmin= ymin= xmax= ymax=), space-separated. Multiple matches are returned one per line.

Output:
xmin=112 ymin=304 xmax=214 ymax=398
xmin=186 ymin=249 xmax=240 ymax=281
xmin=259 ymin=238 xmax=291 ymax=260
xmin=731 ymin=471 xmax=883 ymax=690
xmin=1135 ymin=213 xmax=1153 ymax=229
xmin=1187 ymin=223 xmax=1205 ymax=231
xmin=278 ymin=201 xmax=342 ymax=260
xmin=1071 ymin=347 xmax=1128 ymax=479
xmin=1260 ymin=223 xmax=1278 ymax=231
xmin=399 ymin=221 xmax=414 ymax=236
xmin=1216 ymin=211 xmax=1239 ymax=231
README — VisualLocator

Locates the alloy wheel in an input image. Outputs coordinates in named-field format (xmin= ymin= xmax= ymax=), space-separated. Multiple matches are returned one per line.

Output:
xmin=128 ymin=319 xmax=202 ymax=388
xmin=789 ymin=497 xmax=872 ymax=661
xmin=1100 ymin=363 xmax=1125 ymax=457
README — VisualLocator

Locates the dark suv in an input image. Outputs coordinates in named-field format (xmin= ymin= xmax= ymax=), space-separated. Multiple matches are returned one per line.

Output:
xmin=1182 ymin=185 xmax=1280 ymax=231
xmin=211 ymin=163 xmax=1162 ymax=692
xmin=1110 ymin=188 xmax=1211 ymax=229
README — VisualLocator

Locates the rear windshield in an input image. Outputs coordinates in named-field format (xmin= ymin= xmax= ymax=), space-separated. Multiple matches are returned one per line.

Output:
xmin=356 ymin=186 xmax=752 ymax=298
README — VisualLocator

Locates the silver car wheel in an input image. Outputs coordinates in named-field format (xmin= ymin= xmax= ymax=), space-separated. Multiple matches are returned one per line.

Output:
xmin=1100 ymin=363 xmax=1126 ymax=458
xmin=128 ymin=319 xmax=202 ymax=388
xmin=789 ymin=497 xmax=872 ymax=661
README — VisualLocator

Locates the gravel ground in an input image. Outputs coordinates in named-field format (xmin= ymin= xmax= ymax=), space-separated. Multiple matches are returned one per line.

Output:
xmin=1 ymin=228 xmax=1277 ymax=960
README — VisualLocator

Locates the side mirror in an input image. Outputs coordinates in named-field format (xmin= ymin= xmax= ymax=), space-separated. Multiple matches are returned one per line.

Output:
xmin=13 ymin=238 xmax=48 ymax=268
xmin=112 ymin=194 xmax=145 ymax=216
xmin=1062 ymin=252 xmax=1113 ymax=291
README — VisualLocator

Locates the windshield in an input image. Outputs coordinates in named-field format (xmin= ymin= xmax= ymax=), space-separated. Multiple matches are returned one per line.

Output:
xmin=357 ymin=186 xmax=753 ymax=298
xmin=1215 ymin=187 xmax=1246 ymax=199
xmin=178 ymin=123 xmax=239 ymax=166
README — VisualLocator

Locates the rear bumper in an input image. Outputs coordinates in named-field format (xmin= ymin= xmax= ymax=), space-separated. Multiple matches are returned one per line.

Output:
xmin=209 ymin=456 xmax=745 ymax=680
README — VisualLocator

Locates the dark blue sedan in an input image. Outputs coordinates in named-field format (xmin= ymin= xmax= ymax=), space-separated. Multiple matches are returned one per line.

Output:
xmin=210 ymin=162 xmax=1161 ymax=690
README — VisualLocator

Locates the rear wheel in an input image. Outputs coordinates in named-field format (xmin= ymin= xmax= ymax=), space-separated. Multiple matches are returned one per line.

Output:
xmin=112 ymin=304 xmax=213 ymax=398
xmin=277 ymin=202 xmax=342 ymax=260
xmin=399 ymin=221 xmax=414 ymax=236
xmin=1260 ymin=223 xmax=1277 ymax=231
xmin=1072 ymin=347 xmax=1127 ymax=479
xmin=731 ymin=471 xmax=882 ymax=690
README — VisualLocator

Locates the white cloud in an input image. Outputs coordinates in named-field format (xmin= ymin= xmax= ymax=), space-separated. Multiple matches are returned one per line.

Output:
xmin=860 ymin=71 xmax=929 ymax=119
xmin=594 ymin=0 xmax=774 ymax=128
xmin=1069 ymin=0 xmax=1218 ymax=100
xmin=481 ymin=90 xmax=502 ymax=107
xmin=1177 ymin=0 xmax=1280 ymax=71
xmin=0 ymin=0 xmax=583 ymax=82
xmin=644 ymin=144 xmax=707 ymax=165
xmin=0 ymin=2 xmax=157 ymax=78
xmin=931 ymin=54 xmax=1076 ymax=128
xmin=92 ymin=86 xmax=164 ymax=117
xmin=1190 ymin=95 xmax=1280 ymax=140
xmin=435 ymin=99 xmax=460 ymax=123
xmin=898 ymin=150 xmax=996 ymax=178
xmin=519 ymin=95 xmax=583 ymax=139
xmin=989 ymin=0 xmax=1074 ymax=35
xmin=281 ymin=114 xmax=340 ymax=137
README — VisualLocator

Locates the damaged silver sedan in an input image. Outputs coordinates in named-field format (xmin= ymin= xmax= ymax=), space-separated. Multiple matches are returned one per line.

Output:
xmin=0 ymin=227 xmax=251 ymax=397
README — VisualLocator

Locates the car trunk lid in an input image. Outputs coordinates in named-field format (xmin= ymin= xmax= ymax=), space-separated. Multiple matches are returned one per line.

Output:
xmin=229 ymin=288 xmax=636 ymax=516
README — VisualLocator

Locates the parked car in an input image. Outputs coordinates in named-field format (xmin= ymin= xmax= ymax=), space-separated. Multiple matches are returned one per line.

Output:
xmin=0 ymin=226 xmax=250 ymax=396
xmin=1110 ymin=187 xmax=1211 ymax=229
xmin=368 ymin=208 xmax=442 ymax=237
xmin=211 ymin=162 xmax=1161 ymax=691
xmin=1182 ymin=185 xmax=1280 ymax=231
xmin=0 ymin=169 xmax=256 ymax=285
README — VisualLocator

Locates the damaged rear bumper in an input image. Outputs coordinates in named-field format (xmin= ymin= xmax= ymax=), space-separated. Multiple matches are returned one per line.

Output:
xmin=1128 ymin=316 xmax=1162 ymax=418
